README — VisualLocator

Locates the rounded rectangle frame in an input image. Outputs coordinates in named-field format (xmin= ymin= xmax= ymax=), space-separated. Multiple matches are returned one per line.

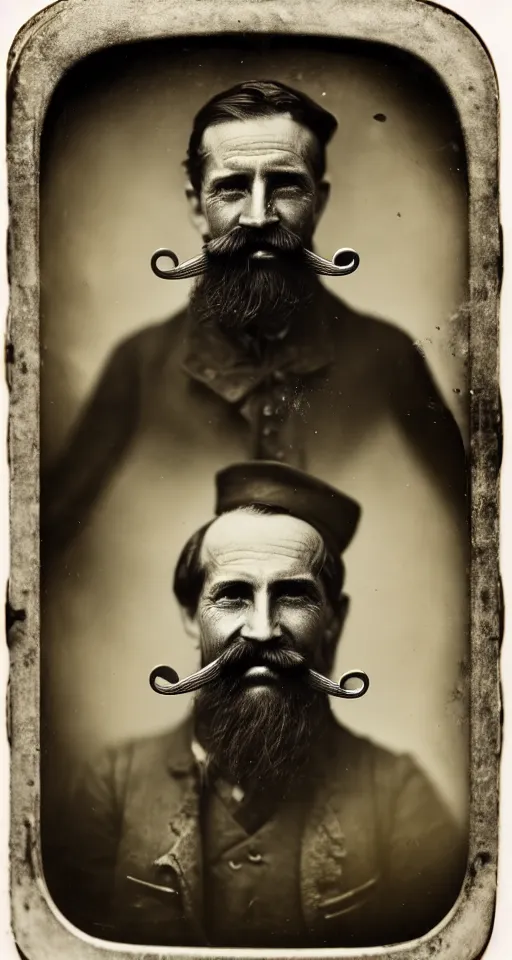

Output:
xmin=6 ymin=1 xmax=501 ymax=959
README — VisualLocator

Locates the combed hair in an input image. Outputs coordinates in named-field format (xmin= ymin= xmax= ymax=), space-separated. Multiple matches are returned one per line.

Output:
xmin=173 ymin=505 xmax=345 ymax=617
xmin=184 ymin=79 xmax=338 ymax=193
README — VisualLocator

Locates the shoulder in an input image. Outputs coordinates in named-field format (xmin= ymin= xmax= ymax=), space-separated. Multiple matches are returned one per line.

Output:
xmin=102 ymin=309 xmax=189 ymax=371
xmin=324 ymin=290 xmax=413 ymax=345
xmin=126 ymin=721 xmax=192 ymax=768
xmin=323 ymin=289 xmax=423 ymax=365
xmin=323 ymin=719 xmax=425 ymax=793
xmin=323 ymin=720 xmax=457 ymax=830
xmin=88 ymin=721 xmax=192 ymax=797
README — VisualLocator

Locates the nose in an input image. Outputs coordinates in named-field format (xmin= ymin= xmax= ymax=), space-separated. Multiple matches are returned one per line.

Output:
xmin=240 ymin=592 xmax=278 ymax=643
xmin=238 ymin=178 xmax=279 ymax=230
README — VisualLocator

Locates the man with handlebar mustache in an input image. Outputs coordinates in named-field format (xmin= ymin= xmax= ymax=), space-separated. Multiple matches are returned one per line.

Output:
xmin=51 ymin=463 xmax=466 ymax=950
xmin=41 ymin=78 xmax=467 ymax=562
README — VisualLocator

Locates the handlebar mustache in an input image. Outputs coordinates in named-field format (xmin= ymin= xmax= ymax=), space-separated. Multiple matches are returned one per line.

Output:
xmin=150 ymin=225 xmax=360 ymax=280
xmin=149 ymin=640 xmax=369 ymax=700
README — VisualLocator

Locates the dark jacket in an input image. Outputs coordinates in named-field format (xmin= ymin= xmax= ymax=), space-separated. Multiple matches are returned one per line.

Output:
xmin=47 ymin=717 xmax=466 ymax=949
xmin=41 ymin=287 xmax=467 ymax=565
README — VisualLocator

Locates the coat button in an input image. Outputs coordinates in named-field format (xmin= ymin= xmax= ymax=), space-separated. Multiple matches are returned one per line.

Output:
xmin=263 ymin=404 xmax=274 ymax=416
xmin=248 ymin=852 xmax=263 ymax=864
xmin=158 ymin=866 xmax=177 ymax=886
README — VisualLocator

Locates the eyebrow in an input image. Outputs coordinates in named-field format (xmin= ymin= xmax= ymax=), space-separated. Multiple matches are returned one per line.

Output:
xmin=209 ymin=577 xmax=252 ymax=591
xmin=209 ymin=173 xmax=250 ymax=190
xmin=272 ymin=578 xmax=323 ymax=599
xmin=208 ymin=575 xmax=321 ymax=595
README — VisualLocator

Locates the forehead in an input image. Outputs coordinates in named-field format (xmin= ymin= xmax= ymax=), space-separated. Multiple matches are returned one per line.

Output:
xmin=200 ymin=511 xmax=325 ymax=581
xmin=200 ymin=116 xmax=319 ymax=177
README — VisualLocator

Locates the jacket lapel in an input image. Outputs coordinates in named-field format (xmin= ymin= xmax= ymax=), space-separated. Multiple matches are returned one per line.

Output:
xmin=300 ymin=797 xmax=348 ymax=929
xmin=300 ymin=722 xmax=382 ymax=936
xmin=114 ymin=721 xmax=207 ymax=944
xmin=153 ymin=721 xmax=206 ymax=941
xmin=152 ymin=770 xmax=205 ymax=942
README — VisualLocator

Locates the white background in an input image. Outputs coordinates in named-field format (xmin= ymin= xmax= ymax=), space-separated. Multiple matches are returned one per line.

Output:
xmin=0 ymin=1 xmax=510 ymax=958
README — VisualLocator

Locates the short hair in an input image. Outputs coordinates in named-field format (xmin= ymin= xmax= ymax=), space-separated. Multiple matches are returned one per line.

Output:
xmin=173 ymin=505 xmax=345 ymax=618
xmin=184 ymin=79 xmax=338 ymax=193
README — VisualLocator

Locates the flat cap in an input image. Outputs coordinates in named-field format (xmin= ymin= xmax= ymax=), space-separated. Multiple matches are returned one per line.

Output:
xmin=215 ymin=461 xmax=361 ymax=555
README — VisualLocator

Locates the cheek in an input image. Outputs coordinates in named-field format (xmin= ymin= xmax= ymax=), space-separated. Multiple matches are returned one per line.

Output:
xmin=274 ymin=196 xmax=317 ymax=233
xmin=198 ymin=607 xmax=241 ymax=659
xmin=202 ymin=199 xmax=241 ymax=237
xmin=281 ymin=606 xmax=326 ymax=648
xmin=289 ymin=613 xmax=332 ymax=673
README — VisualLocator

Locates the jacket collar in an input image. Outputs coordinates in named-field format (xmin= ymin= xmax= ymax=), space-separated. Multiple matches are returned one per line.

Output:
xmin=181 ymin=286 xmax=338 ymax=405
xmin=164 ymin=717 xmax=197 ymax=777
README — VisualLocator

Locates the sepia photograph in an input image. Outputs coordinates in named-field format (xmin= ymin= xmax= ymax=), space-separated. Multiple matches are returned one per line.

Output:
xmin=39 ymin=36 xmax=470 ymax=949
xmin=5 ymin=2 xmax=501 ymax=959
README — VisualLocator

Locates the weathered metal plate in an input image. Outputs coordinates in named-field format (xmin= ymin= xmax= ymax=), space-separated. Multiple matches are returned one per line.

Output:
xmin=6 ymin=1 xmax=500 ymax=959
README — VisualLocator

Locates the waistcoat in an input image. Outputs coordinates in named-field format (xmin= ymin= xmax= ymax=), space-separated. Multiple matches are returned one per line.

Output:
xmin=202 ymin=781 xmax=307 ymax=948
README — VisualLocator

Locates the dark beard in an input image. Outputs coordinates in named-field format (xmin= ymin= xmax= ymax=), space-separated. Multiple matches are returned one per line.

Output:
xmin=194 ymin=641 xmax=329 ymax=790
xmin=189 ymin=224 xmax=318 ymax=341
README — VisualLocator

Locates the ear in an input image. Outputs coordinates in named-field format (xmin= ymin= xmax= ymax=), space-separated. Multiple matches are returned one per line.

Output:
xmin=179 ymin=605 xmax=201 ymax=644
xmin=185 ymin=180 xmax=211 ymax=242
xmin=313 ymin=179 xmax=331 ymax=227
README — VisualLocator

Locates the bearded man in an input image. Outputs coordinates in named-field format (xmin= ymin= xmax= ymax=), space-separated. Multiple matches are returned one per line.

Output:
xmin=41 ymin=78 xmax=466 ymax=562
xmin=49 ymin=463 xmax=466 ymax=950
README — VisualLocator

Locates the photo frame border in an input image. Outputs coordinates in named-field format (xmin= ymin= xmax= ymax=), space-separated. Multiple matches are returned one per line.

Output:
xmin=6 ymin=1 xmax=501 ymax=958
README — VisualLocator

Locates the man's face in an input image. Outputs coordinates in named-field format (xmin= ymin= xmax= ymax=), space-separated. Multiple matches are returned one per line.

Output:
xmin=196 ymin=511 xmax=337 ymax=680
xmin=191 ymin=510 xmax=339 ymax=787
xmin=187 ymin=116 xmax=330 ymax=339
xmin=194 ymin=115 xmax=328 ymax=246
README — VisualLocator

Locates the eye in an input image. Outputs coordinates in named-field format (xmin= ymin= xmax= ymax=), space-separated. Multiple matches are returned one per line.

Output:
xmin=213 ymin=582 xmax=252 ymax=605
xmin=212 ymin=176 xmax=247 ymax=198
xmin=217 ymin=188 xmax=245 ymax=199
xmin=274 ymin=581 xmax=321 ymax=604
xmin=269 ymin=174 xmax=310 ymax=195
xmin=275 ymin=184 xmax=301 ymax=194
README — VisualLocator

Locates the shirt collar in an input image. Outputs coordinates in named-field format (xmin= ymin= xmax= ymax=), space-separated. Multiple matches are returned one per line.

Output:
xmin=191 ymin=736 xmax=246 ymax=803
xmin=191 ymin=737 xmax=208 ymax=768
xmin=181 ymin=286 xmax=338 ymax=405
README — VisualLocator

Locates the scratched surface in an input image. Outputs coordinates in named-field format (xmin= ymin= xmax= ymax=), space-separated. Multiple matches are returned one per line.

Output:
xmin=6 ymin=1 xmax=501 ymax=959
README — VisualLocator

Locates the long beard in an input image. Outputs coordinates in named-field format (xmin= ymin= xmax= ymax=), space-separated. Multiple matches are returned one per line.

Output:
xmin=189 ymin=225 xmax=318 ymax=341
xmin=194 ymin=642 xmax=329 ymax=790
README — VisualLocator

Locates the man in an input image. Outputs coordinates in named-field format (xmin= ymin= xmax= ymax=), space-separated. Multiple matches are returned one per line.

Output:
xmin=41 ymin=78 xmax=466 ymax=562
xmin=49 ymin=463 xmax=466 ymax=950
